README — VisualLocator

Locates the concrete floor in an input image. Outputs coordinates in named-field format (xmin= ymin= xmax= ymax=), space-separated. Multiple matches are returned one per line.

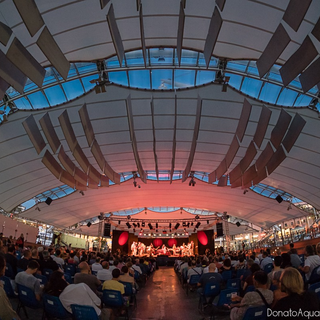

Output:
xmin=131 ymin=267 xmax=229 ymax=320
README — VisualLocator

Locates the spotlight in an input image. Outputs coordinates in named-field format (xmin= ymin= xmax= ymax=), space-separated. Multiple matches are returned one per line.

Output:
xmin=87 ymin=222 xmax=92 ymax=227
xmin=236 ymin=222 xmax=241 ymax=227
xmin=187 ymin=222 xmax=190 ymax=227
xmin=156 ymin=229 xmax=158 ymax=233
xmin=137 ymin=223 xmax=140 ymax=228
xmin=79 ymin=191 xmax=85 ymax=196
xmin=180 ymin=208 xmax=183 ymax=214
xmin=142 ymin=222 xmax=145 ymax=227
xmin=148 ymin=223 xmax=153 ymax=230
xmin=188 ymin=172 xmax=196 ymax=186
xmin=174 ymin=223 xmax=180 ymax=230
xmin=195 ymin=222 xmax=201 ymax=229
xmin=118 ymin=221 xmax=121 ymax=225
xmin=133 ymin=223 xmax=137 ymax=228
xmin=45 ymin=197 xmax=52 ymax=205
xmin=126 ymin=222 xmax=131 ymax=228
xmin=207 ymin=220 xmax=209 ymax=224
xmin=191 ymin=222 xmax=193 ymax=226
xmin=133 ymin=171 xmax=138 ymax=187
xmin=243 ymin=189 xmax=249 ymax=195
xmin=127 ymin=215 xmax=131 ymax=220
xmin=195 ymin=215 xmax=200 ymax=220
xmin=169 ymin=222 xmax=172 ymax=229
xmin=35 ymin=206 xmax=41 ymax=212
xmin=156 ymin=222 xmax=158 ymax=229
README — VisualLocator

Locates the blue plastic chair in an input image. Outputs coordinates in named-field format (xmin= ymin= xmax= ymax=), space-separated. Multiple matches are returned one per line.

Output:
xmin=35 ymin=273 xmax=48 ymax=285
xmin=119 ymin=281 xmax=137 ymax=308
xmin=221 ymin=270 xmax=232 ymax=282
xmin=16 ymin=284 xmax=42 ymax=318
xmin=198 ymin=281 xmax=220 ymax=311
xmin=43 ymin=294 xmax=71 ymax=319
xmin=245 ymin=285 xmax=255 ymax=293
xmin=5 ymin=263 xmax=15 ymax=279
xmin=64 ymin=273 xmax=73 ymax=284
xmin=243 ymin=306 xmax=267 ymax=320
xmin=263 ymin=263 xmax=273 ymax=274
xmin=42 ymin=268 xmax=53 ymax=280
xmin=307 ymin=265 xmax=320 ymax=285
xmin=227 ymin=278 xmax=241 ymax=290
xmin=186 ymin=274 xmax=202 ymax=295
xmin=71 ymin=304 xmax=99 ymax=320
xmin=216 ymin=288 xmax=237 ymax=306
xmin=308 ymin=282 xmax=320 ymax=299
xmin=16 ymin=251 xmax=22 ymax=260
xmin=65 ymin=265 xmax=76 ymax=276
xmin=102 ymin=289 xmax=129 ymax=319
xmin=0 ymin=275 xmax=15 ymax=298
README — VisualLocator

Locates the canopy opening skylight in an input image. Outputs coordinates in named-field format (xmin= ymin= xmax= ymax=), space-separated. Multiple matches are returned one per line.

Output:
xmin=1 ymin=48 xmax=319 ymax=125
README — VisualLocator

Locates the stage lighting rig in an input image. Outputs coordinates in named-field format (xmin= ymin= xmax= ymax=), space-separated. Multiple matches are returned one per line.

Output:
xmin=195 ymin=222 xmax=201 ymax=229
xmin=126 ymin=222 xmax=131 ymax=228
xmin=148 ymin=223 xmax=153 ymax=230
xmin=174 ymin=223 xmax=180 ymax=230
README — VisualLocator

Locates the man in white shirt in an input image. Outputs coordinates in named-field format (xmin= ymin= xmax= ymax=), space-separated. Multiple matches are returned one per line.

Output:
xmin=187 ymin=260 xmax=202 ymax=282
xmin=300 ymin=245 xmax=320 ymax=281
xmin=91 ymin=257 xmax=103 ymax=272
xmin=59 ymin=283 xmax=108 ymax=320
xmin=132 ymin=259 xmax=142 ymax=274
xmin=51 ymin=249 xmax=65 ymax=267
xmin=97 ymin=261 xmax=112 ymax=282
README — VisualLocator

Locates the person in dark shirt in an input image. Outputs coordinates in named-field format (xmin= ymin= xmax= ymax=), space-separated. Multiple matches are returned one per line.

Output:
xmin=197 ymin=262 xmax=223 ymax=297
xmin=271 ymin=267 xmax=320 ymax=319
xmin=39 ymin=250 xmax=59 ymax=272
xmin=43 ymin=271 xmax=69 ymax=297
xmin=17 ymin=249 xmax=31 ymax=271
xmin=4 ymin=245 xmax=17 ymax=277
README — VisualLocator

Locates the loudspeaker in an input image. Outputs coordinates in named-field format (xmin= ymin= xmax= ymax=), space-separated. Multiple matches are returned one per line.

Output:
xmin=236 ymin=222 xmax=241 ymax=227
xmin=45 ymin=197 xmax=52 ymax=205
xmin=104 ymin=223 xmax=111 ymax=237
xmin=216 ymin=223 xmax=223 ymax=237
xmin=276 ymin=195 xmax=283 ymax=203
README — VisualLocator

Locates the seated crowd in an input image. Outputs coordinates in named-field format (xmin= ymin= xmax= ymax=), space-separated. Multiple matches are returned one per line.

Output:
xmin=0 ymin=235 xmax=157 ymax=320
xmin=174 ymin=244 xmax=320 ymax=319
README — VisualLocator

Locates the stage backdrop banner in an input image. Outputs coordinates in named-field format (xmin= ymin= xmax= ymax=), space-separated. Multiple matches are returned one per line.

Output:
xmin=112 ymin=230 xmax=129 ymax=254
xmin=197 ymin=230 xmax=214 ymax=255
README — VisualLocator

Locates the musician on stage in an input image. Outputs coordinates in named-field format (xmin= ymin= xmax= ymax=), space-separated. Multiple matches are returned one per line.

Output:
xmin=131 ymin=241 xmax=137 ymax=256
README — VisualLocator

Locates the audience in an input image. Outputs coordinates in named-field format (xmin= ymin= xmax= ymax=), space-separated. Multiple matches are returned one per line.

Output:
xmin=230 ymin=271 xmax=273 ymax=320
xmin=0 ymin=255 xmax=20 ymax=320
xmin=17 ymin=249 xmax=31 ymax=271
xmin=15 ymin=260 xmax=42 ymax=301
xmin=97 ymin=261 xmax=113 ymax=281
xmin=260 ymin=251 xmax=273 ymax=270
xmin=272 ymin=267 xmax=320 ymax=314
xmin=4 ymin=245 xmax=18 ymax=277
xmin=299 ymin=245 xmax=320 ymax=281
xmin=43 ymin=270 xmax=68 ymax=297
xmin=92 ymin=257 xmax=103 ymax=272
xmin=74 ymin=261 xmax=101 ymax=295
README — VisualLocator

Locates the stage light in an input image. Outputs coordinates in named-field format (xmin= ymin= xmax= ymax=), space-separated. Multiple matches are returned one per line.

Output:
xmin=276 ymin=195 xmax=283 ymax=203
xmin=127 ymin=215 xmax=131 ymax=220
xmin=156 ymin=222 xmax=158 ymax=229
xmin=156 ymin=229 xmax=158 ymax=233
xmin=79 ymin=190 xmax=84 ymax=196
xmin=177 ymin=233 xmax=180 ymax=236
xmin=142 ymin=222 xmax=145 ymax=227
xmin=45 ymin=197 xmax=52 ymax=205
xmin=126 ymin=222 xmax=131 ymax=228
xmin=191 ymin=222 xmax=193 ymax=226
xmin=139 ymin=232 xmax=142 ymax=236
xmin=174 ymin=223 xmax=180 ymax=230
xmin=118 ymin=221 xmax=121 ymax=225
xmin=169 ymin=222 xmax=172 ymax=229
xmin=207 ymin=220 xmax=209 ymax=224
xmin=148 ymin=223 xmax=153 ymax=230
xmin=137 ymin=223 xmax=140 ymax=228
xmin=87 ymin=222 xmax=92 ymax=227
xmin=187 ymin=222 xmax=190 ymax=227
xmin=133 ymin=223 xmax=137 ymax=228
xmin=195 ymin=215 xmax=200 ymax=219
xmin=195 ymin=222 xmax=201 ymax=228
xmin=186 ymin=232 xmax=189 ymax=236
